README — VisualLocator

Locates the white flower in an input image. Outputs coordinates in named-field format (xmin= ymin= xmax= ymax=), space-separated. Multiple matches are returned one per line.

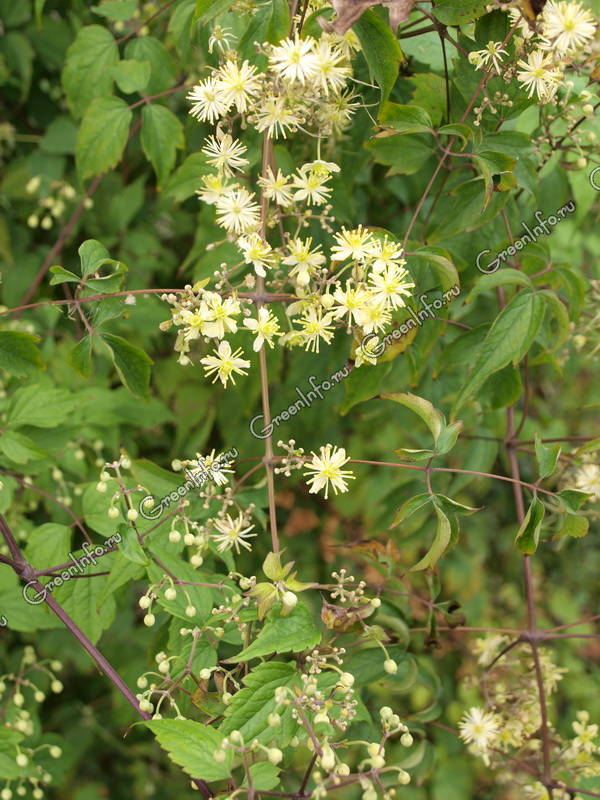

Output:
xmin=215 ymin=188 xmax=260 ymax=234
xmin=200 ymin=340 xmax=250 ymax=386
xmin=572 ymin=462 xmax=600 ymax=500
xmin=472 ymin=634 xmax=508 ymax=666
xmin=291 ymin=164 xmax=332 ymax=205
xmin=458 ymin=707 xmax=500 ymax=750
xmin=303 ymin=444 xmax=355 ymax=499
xmin=253 ymin=94 xmax=300 ymax=139
xmin=295 ymin=307 xmax=335 ymax=352
xmin=258 ymin=167 xmax=293 ymax=207
xmin=208 ymin=24 xmax=235 ymax=54
xmin=195 ymin=449 xmax=234 ymax=486
xmin=469 ymin=41 xmax=509 ymax=73
xmin=199 ymin=292 xmax=241 ymax=340
xmin=358 ymin=299 xmax=391 ymax=335
xmin=312 ymin=40 xmax=351 ymax=94
xmin=187 ymin=78 xmax=230 ymax=123
xmin=215 ymin=58 xmax=261 ymax=112
xmin=331 ymin=284 xmax=372 ymax=327
xmin=540 ymin=0 xmax=596 ymax=54
xmin=516 ymin=51 xmax=562 ymax=101
xmin=269 ymin=36 xmax=319 ymax=84
xmin=202 ymin=133 xmax=248 ymax=176
xmin=243 ymin=307 xmax=281 ymax=351
xmin=196 ymin=173 xmax=230 ymax=205
xmin=212 ymin=513 xmax=256 ymax=553
xmin=282 ymin=237 xmax=326 ymax=286
xmin=331 ymin=225 xmax=376 ymax=261
xmin=369 ymin=263 xmax=414 ymax=309
xmin=238 ymin=233 xmax=274 ymax=277
xmin=368 ymin=237 xmax=406 ymax=272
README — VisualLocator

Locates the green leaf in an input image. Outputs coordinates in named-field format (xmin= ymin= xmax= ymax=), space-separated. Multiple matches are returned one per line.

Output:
xmin=6 ymin=385 xmax=74 ymax=428
xmin=555 ymin=489 xmax=590 ymax=514
xmin=100 ymin=333 xmax=153 ymax=398
xmin=162 ymin=152 xmax=214 ymax=201
xmin=120 ymin=526 xmax=150 ymax=566
xmin=49 ymin=265 xmax=81 ymax=285
xmin=340 ymin=361 xmax=391 ymax=415
xmin=112 ymin=59 xmax=151 ymax=93
xmin=148 ymin=551 xmax=214 ymax=624
xmin=249 ymin=762 xmax=281 ymax=791
xmin=145 ymin=719 xmax=233 ymax=781
xmin=62 ymin=25 xmax=119 ymax=117
xmin=125 ymin=36 xmax=177 ymax=94
xmin=409 ymin=245 xmax=460 ymax=290
xmin=76 ymin=96 xmax=133 ymax=180
xmin=433 ymin=0 xmax=487 ymax=24
xmin=227 ymin=602 xmax=321 ymax=663
xmin=381 ymin=392 xmax=445 ymax=444
xmin=0 ymin=331 xmax=45 ymax=376
xmin=536 ymin=289 xmax=570 ymax=351
xmin=0 ymin=430 xmax=48 ymax=464
xmin=353 ymin=9 xmax=404 ymax=104
xmin=437 ymin=123 xmax=473 ymax=145
xmin=238 ymin=0 xmax=290 ymax=59
xmin=92 ymin=0 xmax=137 ymax=21
xmin=141 ymin=105 xmax=185 ymax=187
xmin=411 ymin=503 xmax=452 ymax=570
xmin=220 ymin=662 xmax=300 ymax=745
xmin=365 ymin=132 xmax=432 ymax=176
xmin=465 ymin=269 xmax=533 ymax=303
xmin=557 ymin=514 xmax=589 ymax=538
xmin=79 ymin=240 xmax=111 ymax=277
xmin=24 ymin=523 xmax=72 ymax=570
xmin=452 ymin=292 xmax=545 ymax=415
xmin=515 ymin=497 xmax=545 ymax=554
xmin=534 ymin=434 xmax=561 ymax=480
xmin=34 ymin=0 xmax=47 ymax=27
xmin=68 ymin=336 xmax=94 ymax=378
xmin=389 ymin=493 xmax=433 ymax=528
xmin=40 ymin=115 xmax=78 ymax=155
xmin=378 ymin=102 xmax=433 ymax=135
xmin=194 ymin=0 xmax=236 ymax=24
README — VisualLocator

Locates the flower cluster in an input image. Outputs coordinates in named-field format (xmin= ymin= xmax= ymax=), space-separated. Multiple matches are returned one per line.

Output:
xmin=470 ymin=1 xmax=597 ymax=103
xmin=0 ymin=648 xmax=64 ymax=800
xmin=459 ymin=637 xmax=600 ymax=793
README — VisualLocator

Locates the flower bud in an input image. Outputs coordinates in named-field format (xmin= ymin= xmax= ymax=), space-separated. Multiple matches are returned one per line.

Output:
xmin=268 ymin=713 xmax=281 ymax=727
xmin=320 ymin=744 xmax=335 ymax=772
xmin=268 ymin=748 xmax=283 ymax=765
xmin=139 ymin=596 xmax=151 ymax=609
xmin=16 ymin=754 xmax=28 ymax=767
xmin=384 ymin=659 xmax=398 ymax=674
xmin=127 ymin=508 xmax=138 ymax=522
xmin=143 ymin=614 xmax=156 ymax=627
xmin=400 ymin=732 xmax=413 ymax=747
xmin=338 ymin=672 xmax=354 ymax=688
xmin=50 ymin=746 xmax=62 ymax=759
xmin=108 ymin=507 xmax=119 ymax=519
xmin=281 ymin=591 xmax=297 ymax=610
xmin=169 ymin=530 xmax=182 ymax=543
xmin=165 ymin=588 xmax=177 ymax=601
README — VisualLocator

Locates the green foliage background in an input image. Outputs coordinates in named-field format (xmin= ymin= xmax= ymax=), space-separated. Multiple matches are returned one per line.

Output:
xmin=0 ymin=0 xmax=599 ymax=798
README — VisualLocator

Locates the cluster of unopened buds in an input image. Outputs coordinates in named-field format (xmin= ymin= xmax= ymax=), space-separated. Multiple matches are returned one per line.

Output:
xmin=0 ymin=649 xmax=64 ymax=800
xmin=25 ymin=176 xmax=85 ymax=230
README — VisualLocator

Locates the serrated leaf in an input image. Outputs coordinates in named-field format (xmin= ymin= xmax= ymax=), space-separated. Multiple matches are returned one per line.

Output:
xmin=100 ymin=332 xmax=153 ymax=398
xmin=76 ymin=96 xmax=133 ymax=180
xmin=112 ymin=59 xmax=151 ymax=93
xmin=249 ymin=762 xmax=281 ymax=791
xmin=0 ymin=331 xmax=45 ymax=376
xmin=353 ymin=9 xmax=404 ymax=105
xmin=141 ymin=104 xmax=185 ymax=186
xmin=162 ymin=152 xmax=213 ymax=201
xmin=6 ymin=385 xmax=74 ymax=428
xmin=378 ymin=102 xmax=433 ymax=135
xmin=433 ymin=0 xmax=487 ymax=24
xmin=220 ymin=662 xmax=300 ymax=745
xmin=92 ymin=0 xmax=137 ymax=21
xmin=0 ymin=430 xmax=48 ymax=464
xmin=227 ymin=603 xmax=321 ymax=663
xmin=62 ymin=25 xmax=119 ymax=117
xmin=68 ymin=336 xmax=94 ymax=378
xmin=145 ymin=719 xmax=233 ymax=781
xmin=515 ymin=497 xmax=545 ymax=554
